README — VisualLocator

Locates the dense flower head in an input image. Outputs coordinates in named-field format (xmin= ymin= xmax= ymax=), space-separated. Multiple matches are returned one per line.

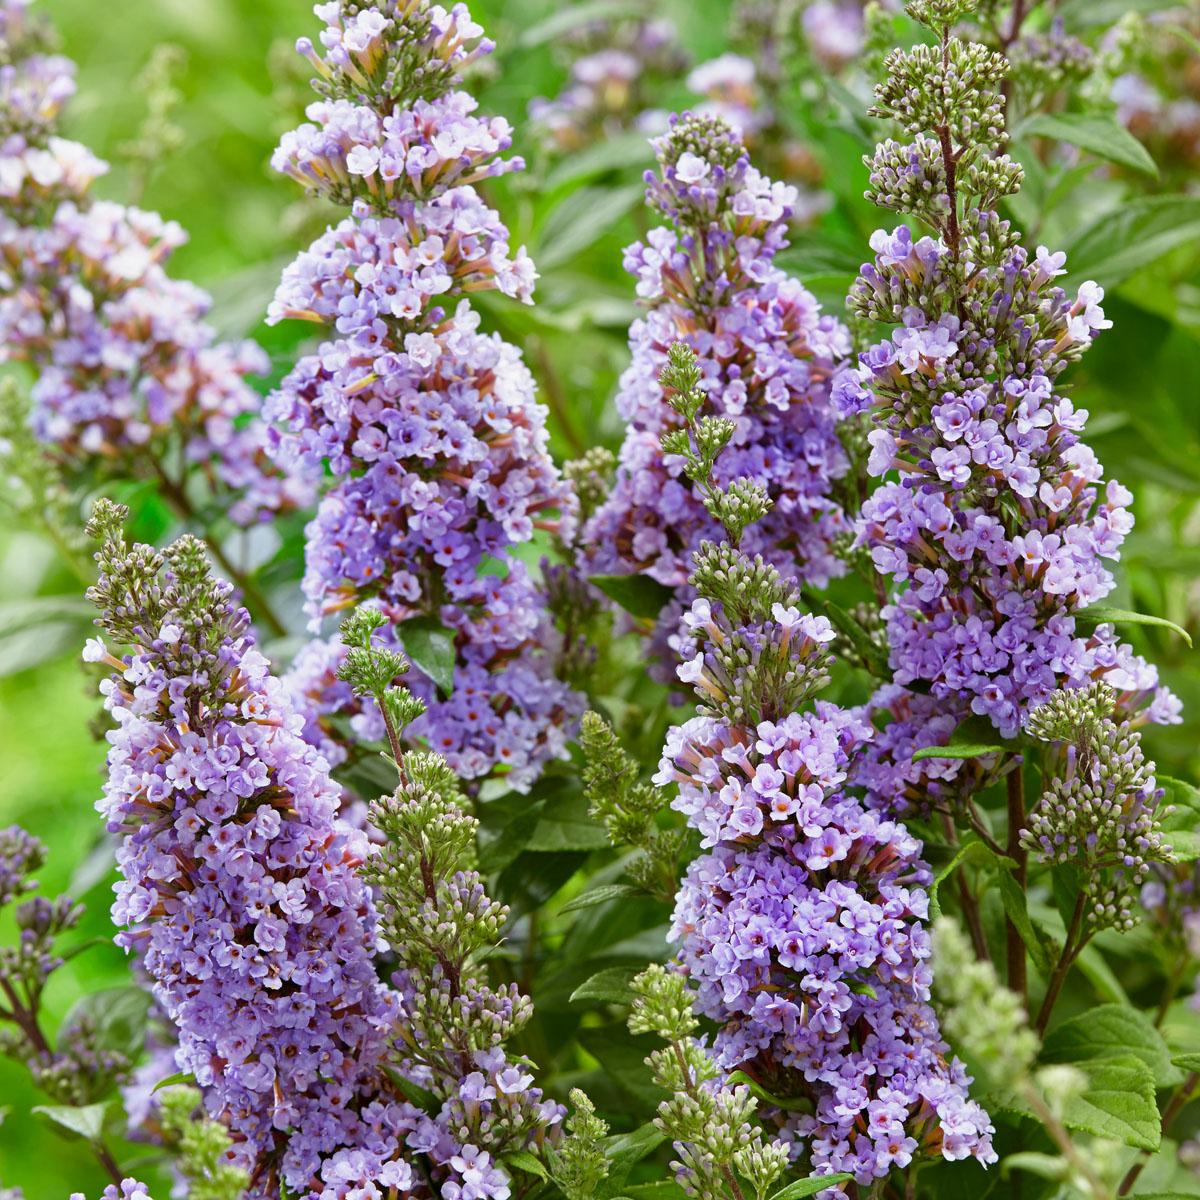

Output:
xmin=844 ymin=15 xmax=1180 ymax=771
xmin=270 ymin=1 xmax=581 ymax=787
xmin=1112 ymin=71 xmax=1200 ymax=173
xmin=0 ymin=20 xmax=74 ymax=142
xmin=850 ymin=684 xmax=995 ymax=819
xmin=584 ymin=113 xmax=850 ymax=678
xmin=801 ymin=1 xmax=868 ymax=72
xmin=841 ymin=222 xmax=1180 ymax=738
xmin=0 ymin=824 xmax=42 ymax=908
xmin=0 ymin=2 xmax=299 ymax=525
xmin=272 ymin=91 xmax=523 ymax=210
xmin=86 ymin=507 xmax=399 ymax=1191
xmin=86 ymin=505 xmax=560 ymax=1198
xmin=297 ymin=0 xmax=494 ymax=110
xmin=660 ymin=560 xmax=996 ymax=1187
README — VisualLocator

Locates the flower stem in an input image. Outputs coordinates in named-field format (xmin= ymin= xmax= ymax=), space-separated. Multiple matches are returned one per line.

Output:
xmin=1005 ymin=765 xmax=1028 ymax=1005
xmin=1034 ymin=891 xmax=1088 ymax=1036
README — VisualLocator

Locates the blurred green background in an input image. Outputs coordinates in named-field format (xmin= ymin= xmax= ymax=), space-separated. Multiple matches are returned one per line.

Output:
xmin=3 ymin=0 xmax=1199 ymax=1193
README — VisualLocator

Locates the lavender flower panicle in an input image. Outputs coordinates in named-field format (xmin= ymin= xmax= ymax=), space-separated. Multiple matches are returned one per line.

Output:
xmin=838 ymin=2 xmax=1179 ymax=812
xmin=86 ymin=503 xmax=561 ymax=1199
xmin=583 ymin=113 xmax=850 ymax=680
xmin=267 ymin=0 xmax=581 ymax=789
xmin=0 ymin=0 xmax=301 ymax=526
xmin=85 ymin=500 xmax=400 ymax=1194
xmin=659 ymin=541 xmax=995 ymax=1188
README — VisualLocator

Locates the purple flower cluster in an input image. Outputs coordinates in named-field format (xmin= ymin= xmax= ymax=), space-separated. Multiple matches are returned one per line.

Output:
xmin=850 ymin=684 xmax=996 ymax=819
xmin=87 ymin=540 xmax=396 ymax=1191
xmin=267 ymin=1 xmax=581 ymax=789
xmin=659 ymin=598 xmax=995 ymax=1187
xmin=839 ymin=223 xmax=1180 ymax=741
xmin=528 ymin=16 xmax=685 ymax=152
xmin=584 ymin=114 xmax=849 ymax=676
xmin=284 ymin=615 xmax=576 ymax=792
xmin=1112 ymin=71 xmax=1200 ymax=172
xmin=87 ymin=510 xmax=558 ymax=1199
xmin=0 ymin=1 xmax=301 ymax=525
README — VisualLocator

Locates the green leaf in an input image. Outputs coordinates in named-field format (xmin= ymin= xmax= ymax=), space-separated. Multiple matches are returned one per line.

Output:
xmin=1001 ymin=1151 xmax=1069 ymax=1181
xmin=1074 ymin=942 xmax=1130 ymax=1007
xmin=571 ymin=966 xmax=638 ymax=1006
xmin=397 ymin=616 xmax=456 ymax=695
xmin=910 ymin=715 xmax=1011 ymax=762
xmin=538 ymin=183 xmax=644 ymax=269
xmin=928 ymin=839 xmax=999 ymax=920
xmin=62 ymin=985 xmax=152 ymax=1061
xmin=1064 ymin=196 xmax=1200 ymax=289
xmin=1019 ymin=113 xmax=1158 ymax=177
xmin=0 ymin=620 xmax=87 ymax=677
xmin=560 ymin=883 xmax=646 ymax=914
xmin=1167 ymin=831 xmax=1200 ymax=863
xmin=501 ymin=1149 xmax=547 ymax=1180
xmin=1074 ymin=605 xmax=1192 ymax=648
xmin=527 ymin=793 xmax=611 ymax=853
xmin=912 ymin=740 xmax=1008 ymax=761
xmin=1042 ymin=1004 xmax=1182 ymax=1088
xmin=1058 ymin=1055 xmax=1162 ymax=1150
xmin=767 ymin=1175 xmax=855 ymax=1200
xmin=726 ymin=1070 xmax=814 ymax=1114
xmin=151 ymin=1071 xmax=197 ymax=1094
xmin=382 ymin=1066 xmax=441 ymax=1115
xmin=601 ymin=1121 xmax=666 ymax=1196
xmin=1170 ymin=1052 xmax=1200 ymax=1073
xmin=1159 ymin=776 xmax=1200 ymax=836
xmin=32 ymin=1102 xmax=109 ymax=1143
xmin=619 ymin=1184 xmax=690 ymax=1200
xmin=590 ymin=573 xmax=674 ymax=622
xmin=999 ymin=872 xmax=1052 ymax=974
xmin=544 ymin=130 xmax=656 ymax=191
xmin=67 ymin=836 xmax=117 ymax=899
xmin=579 ymin=1028 xmax=666 ymax=1113
xmin=0 ymin=595 xmax=93 ymax=637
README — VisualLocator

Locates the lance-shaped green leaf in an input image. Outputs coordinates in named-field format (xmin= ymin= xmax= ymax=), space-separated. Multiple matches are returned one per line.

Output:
xmin=1019 ymin=112 xmax=1158 ymax=177
xmin=1074 ymin=605 xmax=1192 ymax=648
xmin=32 ymin=1102 xmax=109 ymax=1143
xmin=767 ymin=1174 xmax=855 ymax=1200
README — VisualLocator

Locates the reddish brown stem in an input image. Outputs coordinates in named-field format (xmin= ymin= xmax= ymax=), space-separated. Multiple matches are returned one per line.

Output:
xmin=1034 ymin=891 xmax=1087 ymax=1036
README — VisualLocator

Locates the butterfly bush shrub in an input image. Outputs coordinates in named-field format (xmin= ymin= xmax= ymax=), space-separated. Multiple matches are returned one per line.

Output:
xmin=2 ymin=1 xmax=1200 ymax=1199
